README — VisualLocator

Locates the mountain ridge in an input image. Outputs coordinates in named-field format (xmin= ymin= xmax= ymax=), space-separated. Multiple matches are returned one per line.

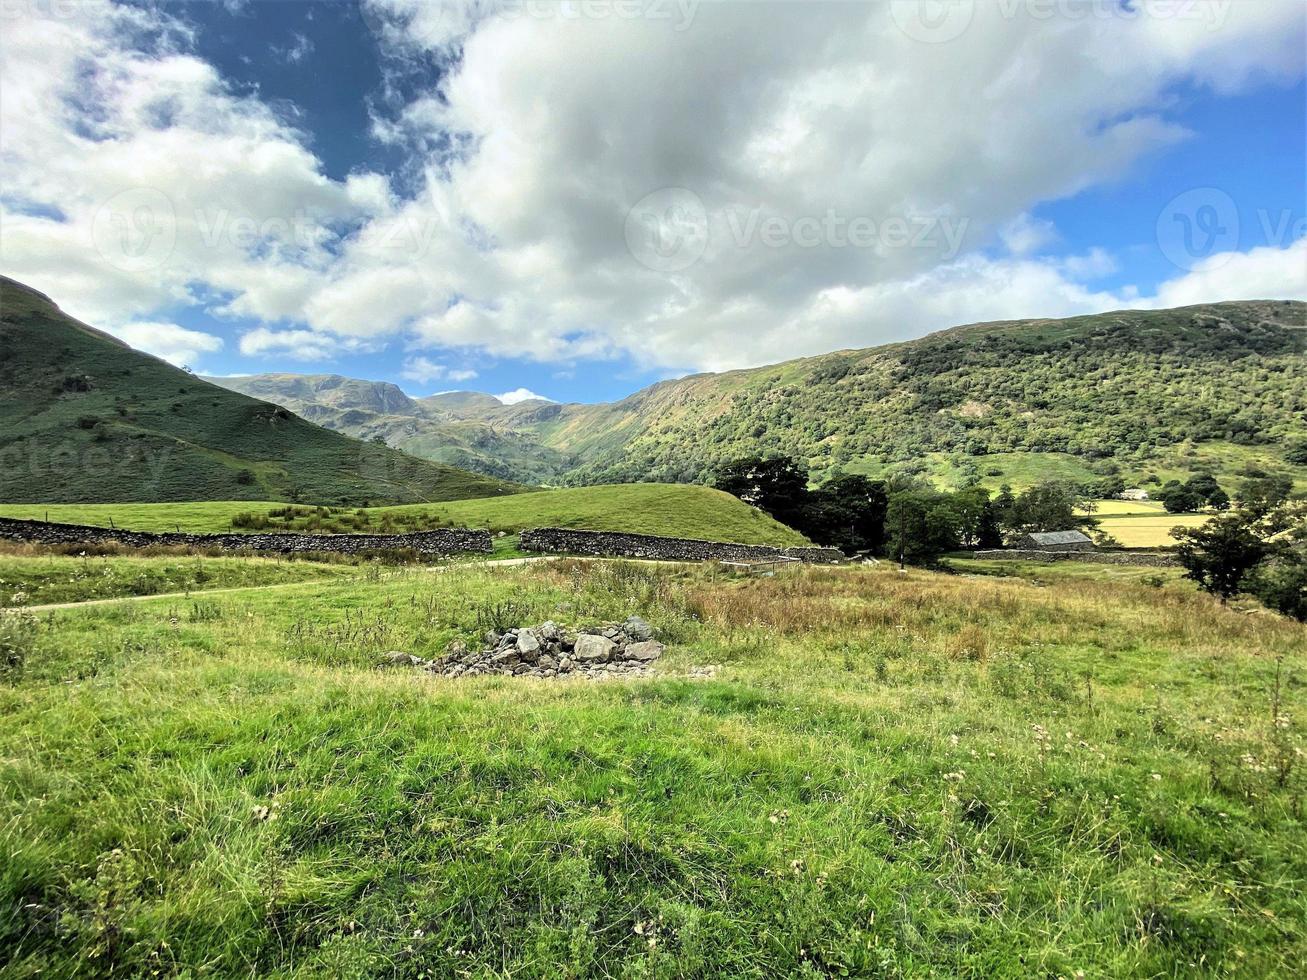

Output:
xmin=209 ymin=299 xmax=1307 ymax=492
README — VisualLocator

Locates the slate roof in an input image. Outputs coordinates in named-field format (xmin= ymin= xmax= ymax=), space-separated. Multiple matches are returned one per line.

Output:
xmin=1025 ymin=530 xmax=1093 ymax=546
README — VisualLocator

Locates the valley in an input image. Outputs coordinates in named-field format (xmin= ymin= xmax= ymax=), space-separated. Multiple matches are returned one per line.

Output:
xmin=208 ymin=301 xmax=1307 ymax=495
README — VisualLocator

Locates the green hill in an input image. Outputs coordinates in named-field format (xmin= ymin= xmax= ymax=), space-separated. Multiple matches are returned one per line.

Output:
xmin=0 ymin=484 xmax=811 ymax=546
xmin=222 ymin=302 xmax=1306 ymax=494
xmin=0 ymin=278 xmax=524 ymax=505
xmin=540 ymin=302 xmax=1306 ymax=489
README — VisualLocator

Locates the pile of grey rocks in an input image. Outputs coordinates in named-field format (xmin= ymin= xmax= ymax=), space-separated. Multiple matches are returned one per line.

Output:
xmin=383 ymin=615 xmax=665 ymax=680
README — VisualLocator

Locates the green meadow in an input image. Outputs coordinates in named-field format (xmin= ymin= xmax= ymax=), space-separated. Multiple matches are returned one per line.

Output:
xmin=0 ymin=484 xmax=811 ymax=547
xmin=2 ymin=557 xmax=1303 ymax=976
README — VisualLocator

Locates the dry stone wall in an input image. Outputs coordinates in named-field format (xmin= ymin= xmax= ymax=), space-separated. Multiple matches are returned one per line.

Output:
xmin=519 ymin=527 xmax=843 ymax=563
xmin=0 ymin=516 xmax=491 ymax=557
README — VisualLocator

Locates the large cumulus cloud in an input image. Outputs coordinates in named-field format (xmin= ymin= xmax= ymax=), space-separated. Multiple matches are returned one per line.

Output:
xmin=2 ymin=0 xmax=1303 ymax=375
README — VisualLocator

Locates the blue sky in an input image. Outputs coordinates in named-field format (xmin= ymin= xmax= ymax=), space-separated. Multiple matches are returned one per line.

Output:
xmin=4 ymin=1 xmax=1304 ymax=405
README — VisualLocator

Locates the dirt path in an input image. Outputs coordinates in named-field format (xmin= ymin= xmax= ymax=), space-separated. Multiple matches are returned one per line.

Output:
xmin=18 ymin=556 xmax=554 ymax=614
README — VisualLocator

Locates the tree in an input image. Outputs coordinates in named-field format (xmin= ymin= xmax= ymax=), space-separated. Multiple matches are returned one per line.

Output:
xmin=1171 ymin=513 xmax=1272 ymax=603
xmin=944 ymin=486 xmax=1003 ymax=548
xmin=885 ymin=491 xmax=961 ymax=567
xmin=1159 ymin=484 xmax=1205 ymax=514
xmin=1238 ymin=475 xmax=1294 ymax=515
xmin=1002 ymin=481 xmax=1096 ymax=537
xmin=993 ymin=484 xmax=1017 ymax=526
xmin=807 ymin=475 xmax=888 ymax=554
xmin=1094 ymin=476 xmax=1127 ymax=499
xmin=714 ymin=456 xmax=811 ymax=531
xmin=1247 ymin=551 xmax=1307 ymax=622
xmin=1185 ymin=473 xmax=1222 ymax=502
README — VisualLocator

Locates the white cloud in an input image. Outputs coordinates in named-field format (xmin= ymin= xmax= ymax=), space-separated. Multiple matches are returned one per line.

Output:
xmin=0 ymin=2 xmax=381 ymax=328
xmin=496 ymin=388 xmax=553 ymax=405
xmin=112 ymin=321 xmax=223 ymax=368
xmin=278 ymin=32 xmax=314 ymax=64
xmin=238 ymin=328 xmax=375 ymax=361
xmin=401 ymin=355 xmax=477 ymax=384
xmin=1000 ymin=213 xmax=1058 ymax=257
xmin=1148 ymin=237 xmax=1307 ymax=309
xmin=1 ymin=0 xmax=1303 ymax=379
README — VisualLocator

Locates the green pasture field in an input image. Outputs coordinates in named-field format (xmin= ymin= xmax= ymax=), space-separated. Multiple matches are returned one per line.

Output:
xmin=0 ymin=484 xmax=809 ymax=547
xmin=1 ymin=558 xmax=1303 ymax=976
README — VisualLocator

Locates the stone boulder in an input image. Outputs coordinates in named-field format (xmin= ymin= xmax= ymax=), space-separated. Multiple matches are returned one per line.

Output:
xmin=573 ymin=634 xmax=617 ymax=663
xmin=625 ymin=640 xmax=665 ymax=662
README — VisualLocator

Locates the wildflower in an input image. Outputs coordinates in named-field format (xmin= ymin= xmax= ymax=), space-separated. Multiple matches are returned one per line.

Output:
xmin=790 ymin=859 xmax=806 ymax=875
xmin=943 ymin=771 xmax=965 ymax=783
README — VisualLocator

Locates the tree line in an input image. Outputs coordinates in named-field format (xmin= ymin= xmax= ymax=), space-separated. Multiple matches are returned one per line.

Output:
xmin=713 ymin=456 xmax=1097 ymax=563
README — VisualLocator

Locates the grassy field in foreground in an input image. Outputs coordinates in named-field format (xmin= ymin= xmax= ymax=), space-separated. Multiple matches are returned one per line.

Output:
xmin=0 ymin=551 xmax=359 ymax=608
xmin=2 ymin=559 xmax=1304 ymax=976
xmin=0 ymin=484 xmax=811 ymax=547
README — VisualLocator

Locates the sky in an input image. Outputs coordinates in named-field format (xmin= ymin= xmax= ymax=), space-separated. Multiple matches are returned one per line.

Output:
xmin=2 ymin=0 xmax=1304 ymax=406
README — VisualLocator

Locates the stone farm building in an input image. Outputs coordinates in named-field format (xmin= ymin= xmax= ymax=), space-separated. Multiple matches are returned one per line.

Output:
xmin=1015 ymin=530 xmax=1096 ymax=552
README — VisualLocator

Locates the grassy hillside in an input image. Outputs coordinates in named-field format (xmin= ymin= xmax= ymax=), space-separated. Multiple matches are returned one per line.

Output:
xmin=2 ymin=559 xmax=1303 ymax=974
xmin=0 ymin=278 xmax=522 ymax=505
xmin=542 ymin=301 xmax=1306 ymax=489
xmin=0 ymin=484 xmax=811 ymax=546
